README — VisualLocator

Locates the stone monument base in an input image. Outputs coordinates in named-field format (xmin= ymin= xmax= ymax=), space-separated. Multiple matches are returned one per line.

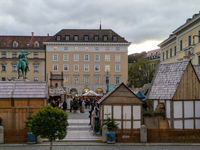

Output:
xmin=14 ymin=78 xmax=30 ymax=82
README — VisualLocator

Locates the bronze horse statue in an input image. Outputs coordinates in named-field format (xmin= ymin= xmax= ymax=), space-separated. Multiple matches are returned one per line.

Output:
xmin=17 ymin=58 xmax=27 ymax=79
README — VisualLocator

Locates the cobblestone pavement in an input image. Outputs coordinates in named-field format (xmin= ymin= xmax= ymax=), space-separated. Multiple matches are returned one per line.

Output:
xmin=67 ymin=108 xmax=90 ymax=120
xmin=1 ymin=145 xmax=200 ymax=150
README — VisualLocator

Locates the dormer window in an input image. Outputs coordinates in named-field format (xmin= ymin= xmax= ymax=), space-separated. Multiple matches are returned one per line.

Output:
xmin=74 ymin=35 xmax=78 ymax=41
xmin=65 ymin=35 xmax=70 ymax=41
xmin=103 ymin=35 xmax=108 ymax=41
xmin=56 ymin=35 xmax=61 ymax=41
xmin=34 ymin=41 xmax=39 ymax=48
xmin=84 ymin=35 xmax=89 ymax=41
xmin=94 ymin=35 xmax=99 ymax=41
xmin=112 ymin=35 xmax=118 ymax=41
xmin=13 ymin=41 xmax=18 ymax=47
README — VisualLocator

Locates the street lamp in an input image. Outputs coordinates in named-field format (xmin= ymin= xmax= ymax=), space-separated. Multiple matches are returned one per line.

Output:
xmin=193 ymin=35 xmax=200 ymax=45
xmin=139 ymin=63 xmax=146 ymax=86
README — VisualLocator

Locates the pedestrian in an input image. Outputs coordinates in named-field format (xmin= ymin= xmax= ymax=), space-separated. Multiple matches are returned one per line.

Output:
xmin=62 ymin=101 xmax=67 ymax=111
xmin=91 ymin=108 xmax=97 ymax=130
xmin=70 ymin=99 xmax=73 ymax=112
xmin=88 ymin=107 xmax=93 ymax=125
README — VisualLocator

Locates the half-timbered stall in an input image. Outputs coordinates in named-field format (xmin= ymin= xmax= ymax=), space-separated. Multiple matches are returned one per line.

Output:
xmin=0 ymin=81 xmax=48 ymax=129
xmin=148 ymin=60 xmax=200 ymax=129
xmin=98 ymin=82 xmax=143 ymax=129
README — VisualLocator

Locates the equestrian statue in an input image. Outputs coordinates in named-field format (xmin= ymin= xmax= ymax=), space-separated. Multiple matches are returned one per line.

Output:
xmin=17 ymin=50 xmax=31 ymax=79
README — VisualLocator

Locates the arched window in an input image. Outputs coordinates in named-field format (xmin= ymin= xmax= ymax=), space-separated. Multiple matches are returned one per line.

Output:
xmin=34 ymin=42 xmax=39 ymax=48
xmin=82 ymin=88 xmax=90 ymax=94
xmin=13 ymin=41 xmax=18 ymax=47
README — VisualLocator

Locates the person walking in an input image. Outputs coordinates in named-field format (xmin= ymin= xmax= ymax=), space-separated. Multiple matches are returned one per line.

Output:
xmin=62 ymin=101 xmax=67 ymax=111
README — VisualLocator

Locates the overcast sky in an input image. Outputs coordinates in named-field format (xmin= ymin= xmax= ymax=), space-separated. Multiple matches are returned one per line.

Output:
xmin=0 ymin=0 xmax=200 ymax=54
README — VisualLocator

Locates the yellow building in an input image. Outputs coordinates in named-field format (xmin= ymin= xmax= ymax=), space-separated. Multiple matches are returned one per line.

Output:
xmin=44 ymin=29 xmax=131 ymax=95
xmin=159 ymin=12 xmax=200 ymax=64
xmin=0 ymin=33 xmax=51 ymax=81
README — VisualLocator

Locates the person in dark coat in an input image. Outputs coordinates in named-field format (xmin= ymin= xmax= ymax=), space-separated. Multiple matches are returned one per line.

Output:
xmin=62 ymin=101 xmax=67 ymax=111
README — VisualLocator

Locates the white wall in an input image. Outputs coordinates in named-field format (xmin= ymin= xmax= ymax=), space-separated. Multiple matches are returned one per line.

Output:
xmin=166 ymin=100 xmax=170 ymax=119
xmin=195 ymin=119 xmax=200 ymax=129
xmin=154 ymin=100 xmax=158 ymax=111
xmin=174 ymin=120 xmax=183 ymax=129
xmin=184 ymin=120 xmax=193 ymax=129
xmin=104 ymin=105 xmax=111 ymax=119
xmin=123 ymin=121 xmax=131 ymax=129
xmin=184 ymin=101 xmax=193 ymax=118
xmin=133 ymin=106 xmax=141 ymax=119
xmin=133 ymin=121 xmax=141 ymax=129
xmin=123 ymin=106 xmax=131 ymax=120
xmin=195 ymin=101 xmax=200 ymax=117
xmin=174 ymin=101 xmax=182 ymax=118
xmin=113 ymin=106 xmax=121 ymax=119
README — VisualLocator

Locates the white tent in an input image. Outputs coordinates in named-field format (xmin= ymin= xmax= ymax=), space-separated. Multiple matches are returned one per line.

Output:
xmin=82 ymin=90 xmax=100 ymax=96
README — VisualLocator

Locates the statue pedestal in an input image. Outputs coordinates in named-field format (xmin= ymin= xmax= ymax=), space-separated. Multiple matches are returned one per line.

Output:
xmin=14 ymin=79 xmax=30 ymax=82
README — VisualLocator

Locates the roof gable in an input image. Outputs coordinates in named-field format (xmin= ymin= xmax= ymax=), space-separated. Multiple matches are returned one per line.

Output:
xmin=148 ymin=60 xmax=190 ymax=99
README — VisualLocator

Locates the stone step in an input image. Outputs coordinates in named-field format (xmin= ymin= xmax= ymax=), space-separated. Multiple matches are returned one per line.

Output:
xmin=69 ymin=122 xmax=89 ymax=126
xmin=68 ymin=125 xmax=91 ymax=131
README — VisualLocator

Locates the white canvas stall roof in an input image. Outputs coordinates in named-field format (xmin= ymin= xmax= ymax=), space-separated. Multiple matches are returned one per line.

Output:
xmin=82 ymin=90 xmax=99 ymax=96
xmin=0 ymin=81 xmax=48 ymax=98
xmin=148 ymin=60 xmax=190 ymax=100
xmin=49 ymin=87 xmax=66 ymax=96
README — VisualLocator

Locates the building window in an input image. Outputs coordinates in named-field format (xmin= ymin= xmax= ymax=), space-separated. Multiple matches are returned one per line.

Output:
xmin=64 ymin=47 xmax=68 ymax=50
xmin=115 ymin=65 xmax=120 ymax=72
xmin=105 ymin=54 xmax=110 ymax=61
xmin=94 ymin=64 xmax=100 ymax=72
xmin=116 ymin=47 xmax=120 ymax=51
xmin=35 ymin=42 xmax=39 ymax=48
xmin=94 ymin=35 xmax=99 ymax=41
xmin=115 ymin=54 xmax=120 ymax=62
xmin=13 ymin=42 xmax=18 ymax=47
xmin=53 ymin=54 xmax=58 ymax=61
xmin=106 ymin=47 xmax=109 ymax=51
xmin=74 ymin=54 xmax=79 ymax=61
xmin=56 ymin=35 xmax=61 ymax=41
xmin=34 ymin=52 xmax=39 ymax=58
xmin=2 ymin=64 xmax=6 ymax=71
xmin=198 ymin=55 xmax=200 ymax=65
xmin=163 ymin=52 xmax=165 ymax=60
xmin=84 ymin=64 xmax=89 ymax=72
xmin=84 ymin=76 xmax=89 ymax=84
xmin=170 ymin=48 xmax=172 ymax=57
xmin=84 ymin=35 xmax=89 ymax=41
xmin=74 ymin=64 xmax=79 ymax=72
xmin=105 ymin=65 xmax=110 ymax=72
xmin=12 ymin=52 xmax=17 ymax=58
xmin=113 ymin=35 xmax=118 ymax=41
xmin=116 ymin=76 xmax=120 ymax=84
xmin=85 ymin=47 xmax=89 ymax=50
xmin=64 ymin=76 xmax=68 ymax=84
xmin=63 ymin=54 xmax=68 ymax=61
xmin=12 ymin=64 xmax=17 ymax=71
xmin=65 ymin=35 xmax=70 ymax=41
xmin=74 ymin=35 xmax=78 ymax=41
xmin=105 ymin=76 xmax=110 ymax=84
xmin=84 ymin=54 xmax=89 ymax=61
xmin=63 ymin=64 xmax=69 ymax=71
xmin=180 ymin=40 xmax=183 ymax=51
xmin=34 ymin=77 xmax=38 ymax=81
xmin=53 ymin=64 xmax=58 ymax=71
xmin=94 ymin=76 xmax=100 ymax=84
xmin=103 ymin=35 xmax=108 ymax=41
xmin=75 ymin=47 xmax=78 ymax=50
xmin=2 ymin=77 xmax=6 ymax=81
xmin=199 ymin=30 xmax=200 ymax=43
xmin=54 ymin=47 xmax=57 ymax=50
xmin=95 ymin=47 xmax=99 ymax=51
xmin=1 ymin=52 xmax=6 ymax=58
xmin=94 ymin=54 xmax=100 ymax=61
xmin=25 ymin=54 xmax=28 ymax=58
xmin=174 ymin=46 xmax=177 ymax=56
xmin=166 ymin=50 xmax=168 ymax=59
xmin=34 ymin=64 xmax=38 ymax=72
xmin=74 ymin=76 xmax=79 ymax=84
xmin=188 ymin=35 xmax=191 ymax=46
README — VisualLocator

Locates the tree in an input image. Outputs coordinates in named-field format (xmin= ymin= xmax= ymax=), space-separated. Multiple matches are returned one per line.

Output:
xmin=25 ymin=105 xmax=68 ymax=150
xmin=128 ymin=58 xmax=157 ymax=87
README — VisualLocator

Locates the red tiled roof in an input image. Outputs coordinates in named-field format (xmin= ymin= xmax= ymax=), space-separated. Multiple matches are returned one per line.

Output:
xmin=47 ymin=29 xmax=129 ymax=43
xmin=0 ymin=36 xmax=52 ymax=48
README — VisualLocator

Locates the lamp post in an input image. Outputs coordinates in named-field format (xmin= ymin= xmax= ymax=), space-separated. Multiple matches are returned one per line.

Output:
xmin=193 ymin=35 xmax=200 ymax=45
xmin=106 ymin=70 xmax=109 ymax=93
xmin=139 ymin=63 xmax=146 ymax=86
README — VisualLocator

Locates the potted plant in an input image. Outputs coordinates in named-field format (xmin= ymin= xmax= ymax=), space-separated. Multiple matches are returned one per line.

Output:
xmin=100 ymin=113 xmax=119 ymax=143
xmin=72 ymin=99 xmax=79 ymax=113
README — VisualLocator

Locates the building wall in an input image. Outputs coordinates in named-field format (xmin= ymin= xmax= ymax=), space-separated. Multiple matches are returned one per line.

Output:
xmin=0 ymin=49 xmax=45 ymax=81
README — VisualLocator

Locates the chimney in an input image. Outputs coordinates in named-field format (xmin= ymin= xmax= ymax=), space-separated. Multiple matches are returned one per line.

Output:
xmin=47 ymin=33 xmax=49 ymax=37
xmin=31 ymin=32 xmax=34 ymax=37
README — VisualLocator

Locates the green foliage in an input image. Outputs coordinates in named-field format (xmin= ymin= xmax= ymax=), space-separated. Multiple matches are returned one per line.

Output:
xmin=100 ymin=114 xmax=119 ymax=131
xmin=72 ymin=99 xmax=79 ymax=110
xmin=25 ymin=105 xmax=69 ymax=142
xmin=128 ymin=58 xmax=158 ymax=87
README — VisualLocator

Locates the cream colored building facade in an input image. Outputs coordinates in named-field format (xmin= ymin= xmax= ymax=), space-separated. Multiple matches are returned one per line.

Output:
xmin=0 ymin=34 xmax=51 ymax=81
xmin=44 ymin=29 xmax=131 ymax=95
xmin=159 ymin=12 xmax=200 ymax=65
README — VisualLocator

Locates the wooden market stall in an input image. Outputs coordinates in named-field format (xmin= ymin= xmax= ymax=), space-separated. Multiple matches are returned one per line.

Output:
xmin=98 ymin=82 xmax=143 ymax=129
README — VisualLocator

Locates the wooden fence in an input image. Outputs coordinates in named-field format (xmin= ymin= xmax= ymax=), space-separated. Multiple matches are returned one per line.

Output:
xmin=112 ymin=129 xmax=140 ymax=143
xmin=4 ymin=129 xmax=29 ymax=143
xmin=147 ymin=129 xmax=200 ymax=143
